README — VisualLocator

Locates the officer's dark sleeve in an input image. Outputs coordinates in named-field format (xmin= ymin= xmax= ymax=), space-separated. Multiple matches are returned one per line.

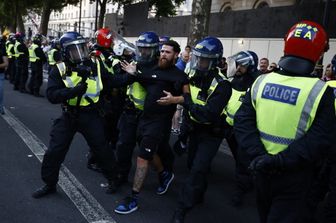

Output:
xmin=112 ymin=62 xmax=122 ymax=75
xmin=10 ymin=47 xmax=14 ymax=55
xmin=19 ymin=44 xmax=29 ymax=57
xmin=233 ymin=90 xmax=267 ymax=158
xmin=1 ymin=45 xmax=7 ymax=57
xmin=36 ymin=48 xmax=47 ymax=62
xmin=100 ymin=61 xmax=135 ymax=88
xmin=182 ymin=80 xmax=231 ymax=124
xmin=279 ymin=87 xmax=336 ymax=169
xmin=46 ymin=67 xmax=74 ymax=104
xmin=53 ymin=51 xmax=62 ymax=62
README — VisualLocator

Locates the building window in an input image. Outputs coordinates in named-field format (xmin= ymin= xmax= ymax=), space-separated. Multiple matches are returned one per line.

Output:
xmin=83 ymin=10 xmax=86 ymax=17
xmin=220 ymin=2 xmax=232 ymax=12
xmin=253 ymin=1 xmax=270 ymax=9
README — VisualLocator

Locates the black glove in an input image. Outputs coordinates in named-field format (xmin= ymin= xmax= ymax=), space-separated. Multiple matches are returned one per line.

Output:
xmin=68 ymin=82 xmax=88 ymax=98
xmin=173 ymin=139 xmax=188 ymax=156
xmin=249 ymin=153 xmax=283 ymax=174
xmin=75 ymin=64 xmax=92 ymax=79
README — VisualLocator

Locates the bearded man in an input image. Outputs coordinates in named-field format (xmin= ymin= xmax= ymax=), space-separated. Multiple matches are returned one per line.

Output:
xmin=114 ymin=40 xmax=190 ymax=214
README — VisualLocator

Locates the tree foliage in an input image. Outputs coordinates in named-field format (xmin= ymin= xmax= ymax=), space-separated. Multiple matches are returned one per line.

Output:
xmin=147 ymin=0 xmax=185 ymax=17
xmin=0 ymin=0 xmax=41 ymax=32
xmin=38 ymin=0 xmax=81 ymax=35
xmin=88 ymin=0 xmax=185 ymax=29
xmin=0 ymin=0 xmax=186 ymax=36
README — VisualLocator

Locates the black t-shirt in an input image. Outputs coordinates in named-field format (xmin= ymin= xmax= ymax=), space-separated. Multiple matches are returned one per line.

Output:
xmin=137 ymin=64 xmax=189 ymax=117
xmin=0 ymin=44 xmax=7 ymax=73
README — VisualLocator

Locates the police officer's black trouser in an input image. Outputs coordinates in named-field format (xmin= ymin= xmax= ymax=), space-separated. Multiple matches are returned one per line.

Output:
xmin=226 ymin=130 xmax=253 ymax=193
xmin=41 ymin=109 xmax=116 ymax=186
xmin=15 ymin=60 xmax=28 ymax=91
xmin=29 ymin=62 xmax=43 ymax=95
xmin=87 ymin=98 xmax=124 ymax=165
xmin=13 ymin=59 xmax=20 ymax=89
xmin=115 ymin=109 xmax=140 ymax=178
xmin=179 ymin=130 xmax=223 ymax=209
xmin=255 ymin=168 xmax=315 ymax=223
xmin=156 ymin=121 xmax=175 ymax=172
xmin=325 ymin=160 xmax=336 ymax=223
xmin=6 ymin=58 xmax=15 ymax=83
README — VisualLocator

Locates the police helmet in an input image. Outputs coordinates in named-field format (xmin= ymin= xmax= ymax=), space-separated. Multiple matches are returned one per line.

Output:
xmin=51 ymin=38 xmax=61 ymax=50
xmin=15 ymin=32 xmax=25 ymax=42
xmin=190 ymin=36 xmax=223 ymax=72
xmin=33 ymin=34 xmax=43 ymax=45
xmin=279 ymin=20 xmax=328 ymax=75
xmin=226 ymin=51 xmax=259 ymax=78
xmin=135 ymin=31 xmax=159 ymax=63
xmin=59 ymin=31 xmax=89 ymax=64
xmin=8 ymin=33 xmax=15 ymax=44
xmin=95 ymin=28 xmax=114 ymax=49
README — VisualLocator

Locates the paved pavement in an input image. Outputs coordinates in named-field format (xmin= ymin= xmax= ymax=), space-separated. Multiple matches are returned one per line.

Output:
xmin=0 ymin=79 xmax=259 ymax=223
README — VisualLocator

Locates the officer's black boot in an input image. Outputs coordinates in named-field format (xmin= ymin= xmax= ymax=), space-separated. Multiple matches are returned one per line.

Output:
xmin=171 ymin=208 xmax=187 ymax=223
xmin=32 ymin=185 xmax=57 ymax=199
xmin=106 ymin=180 xmax=118 ymax=194
xmin=114 ymin=174 xmax=128 ymax=187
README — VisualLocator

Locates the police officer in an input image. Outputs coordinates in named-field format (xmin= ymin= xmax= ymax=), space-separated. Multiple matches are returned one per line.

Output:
xmin=224 ymin=50 xmax=259 ymax=207
xmin=13 ymin=32 xmax=29 ymax=93
xmin=165 ymin=37 xmax=232 ymax=223
xmin=86 ymin=28 xmax=125 ymax=172
xmin=32 ymin=31 xmax=120 ymax=198
xmin=47 ymin=38 xmax=62 ymax=72
xmin=307 ymin=55 xmax=336 ymax=222
xmin=5 ymin=33 xmax=15 ymax=83
xmin=324 ymin=55 xmax=336 ymax=223
xmin=234 ymin=20 xmax=336 ymax=223
xmin=28 ymin=34 xmax=47 ymax=97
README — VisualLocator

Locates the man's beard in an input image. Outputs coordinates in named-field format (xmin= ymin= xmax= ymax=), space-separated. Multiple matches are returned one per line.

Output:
xmin=159 ymin=57 xmax=174 ymax=69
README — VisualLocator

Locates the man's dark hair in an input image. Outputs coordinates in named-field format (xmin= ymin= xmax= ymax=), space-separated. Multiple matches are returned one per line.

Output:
xmin=162 ymin=40 xmax=181 ymax=54
xmin=260 ymin=57 xmax=269 ymax=63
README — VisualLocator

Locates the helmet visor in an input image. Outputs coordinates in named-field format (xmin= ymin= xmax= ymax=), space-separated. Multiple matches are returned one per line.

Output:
xmin=66 ymin=42 xmax=89 ymax=64
xmin=226 ymin=56 xmax=238 ymax=78
xmin=190 ymin=54 xmax=215 ymax=72
xmin=226 ymin=52 xmax=255 ymax=78
xmin=113 ymin=39 xmax=136 ymax=56
xmin=135 ymin=46 xmax=157 ymax=63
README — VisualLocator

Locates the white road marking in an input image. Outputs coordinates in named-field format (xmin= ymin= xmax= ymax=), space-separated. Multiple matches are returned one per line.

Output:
xmin=2 ymin=108 xmax=116 ymax=223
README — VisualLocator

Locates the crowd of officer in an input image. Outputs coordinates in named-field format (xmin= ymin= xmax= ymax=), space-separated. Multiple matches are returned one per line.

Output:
xmin=4 ymin=32 xmax=61 ymax=96
xmin=2 ymin=19 xmax=333 ymax=223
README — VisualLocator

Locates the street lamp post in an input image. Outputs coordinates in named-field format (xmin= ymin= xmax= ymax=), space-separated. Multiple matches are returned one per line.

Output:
xmin=316 ymin=0 xmax=331 ymax=77
xmin=95 ymin=0 xmax=99 ymax=31
xmin=79 ymin=0 xmax=82 ymax=34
